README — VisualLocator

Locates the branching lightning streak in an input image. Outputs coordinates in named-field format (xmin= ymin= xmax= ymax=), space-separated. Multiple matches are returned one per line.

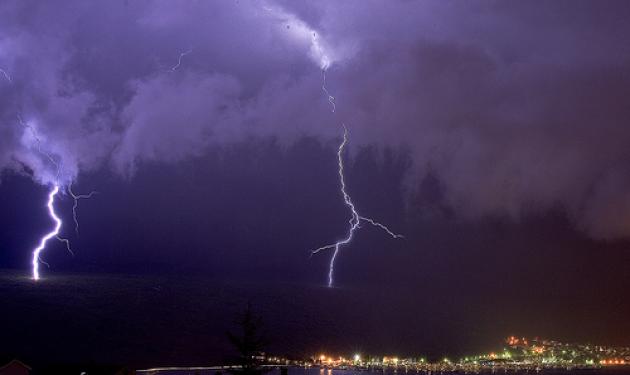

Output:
xmin=312 ymin=70 xmax=403 ymax=287
xmin=68 ymin=184 xmax=97 ymax=235
xmin=55 ymin=235 xmax=74 ymax=257
xmin=169 ymin=49 xmax=192 ymax=72
xmin=32 ymin=185 xmax=63 ymax=280
xmin=359 ymin=217 xmax=404 ymax=239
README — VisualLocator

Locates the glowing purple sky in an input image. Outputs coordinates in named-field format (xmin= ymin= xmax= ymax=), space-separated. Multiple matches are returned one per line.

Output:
xmin=1 ymin=1 xmax=630 ymax=239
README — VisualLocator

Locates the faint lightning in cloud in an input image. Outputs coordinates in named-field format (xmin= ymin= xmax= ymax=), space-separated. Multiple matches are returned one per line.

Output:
xmin=261 ymin=3 xmax=332 ymax=70
xmin=169 ymin=49 xmax=192 ymax=72
xmin=18 ymin=115 xmax=62 ymax=183
xmin=321 ymin=70 xmax=336 ymax=113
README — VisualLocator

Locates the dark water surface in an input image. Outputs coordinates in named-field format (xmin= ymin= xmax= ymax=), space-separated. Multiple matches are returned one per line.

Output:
xmin=0 ymin=270 xmax=628 ymax=369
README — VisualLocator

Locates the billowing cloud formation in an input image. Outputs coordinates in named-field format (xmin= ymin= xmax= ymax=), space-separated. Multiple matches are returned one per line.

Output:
xmin=1 ymin=1 xmax=630 ymax=239
xmin=113 ymin=72 xmax=242 ymax=176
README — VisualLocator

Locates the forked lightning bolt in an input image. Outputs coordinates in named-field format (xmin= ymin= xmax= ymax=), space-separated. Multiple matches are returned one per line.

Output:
xmin=311 ymin=125 xmax=403 ymax=286
xmin=311 ymin=125 xmax=359 ymax=287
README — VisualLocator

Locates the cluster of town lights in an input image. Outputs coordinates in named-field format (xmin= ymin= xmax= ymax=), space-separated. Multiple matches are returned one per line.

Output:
xmin=311 ymin=336 xmax=630 ymax=369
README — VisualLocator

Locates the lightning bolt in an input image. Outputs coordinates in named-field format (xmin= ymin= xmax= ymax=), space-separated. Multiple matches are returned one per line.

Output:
xmin=311 ymin=125 xmax=403 ymax=286
xmin=311 ymin=125 xmax=359 ymax=287
xmin=169 ymin=49 xmax=192 ymax=72
xmin=17 ymin=116 xmax=94 ymax=279
xmin=32 ymin=185 xmax=63 ymax=281
xmin=311 ymin=70 xmax=403 ymax=287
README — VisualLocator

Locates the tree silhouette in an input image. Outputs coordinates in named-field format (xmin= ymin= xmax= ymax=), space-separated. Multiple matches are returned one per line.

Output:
xmin=227 ymin=302 xmax=269 ymax=375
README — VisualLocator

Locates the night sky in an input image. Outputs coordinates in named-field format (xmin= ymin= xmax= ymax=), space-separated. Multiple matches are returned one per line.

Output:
xmin=1 ymin=0 xmax=630 ymax=368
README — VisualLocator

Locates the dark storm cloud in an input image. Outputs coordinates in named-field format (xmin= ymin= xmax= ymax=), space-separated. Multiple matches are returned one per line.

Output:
xmin=1 ymin=0 xmax=630 ymax=238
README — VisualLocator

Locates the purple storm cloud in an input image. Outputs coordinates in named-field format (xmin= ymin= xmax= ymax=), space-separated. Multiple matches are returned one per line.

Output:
xmin=1 ymin=0 xmax=630 ymax=239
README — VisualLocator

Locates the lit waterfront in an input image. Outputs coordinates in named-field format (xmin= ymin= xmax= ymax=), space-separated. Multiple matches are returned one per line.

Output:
xmin=294 ymin=337 xmax=630 ymax=372
xmin=139 ymin=337 xmax=630 ymax=375
xmin=138 ymin=365 xmax=630 ymax=375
